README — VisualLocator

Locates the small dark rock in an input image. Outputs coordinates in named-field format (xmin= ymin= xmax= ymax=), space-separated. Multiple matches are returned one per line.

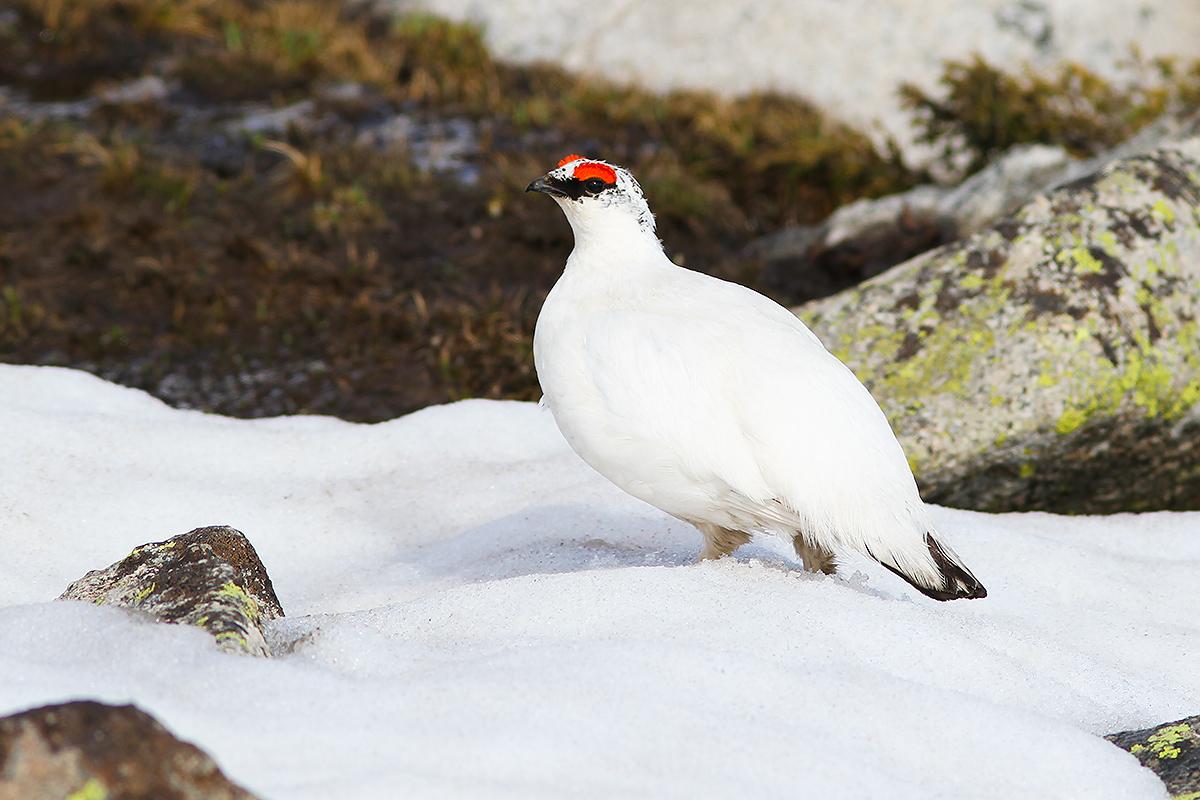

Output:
xmin=1106 ymin=714 xmax=1200 ymax=798
xmin=59 ymin=526 xmax=283 ymax=657
xmin=0 ymin=701 xmax=258 ymax=800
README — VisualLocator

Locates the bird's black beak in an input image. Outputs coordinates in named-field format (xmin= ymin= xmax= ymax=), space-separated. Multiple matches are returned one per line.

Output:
xmin=526 ymin=175 xmax=569 ymax=198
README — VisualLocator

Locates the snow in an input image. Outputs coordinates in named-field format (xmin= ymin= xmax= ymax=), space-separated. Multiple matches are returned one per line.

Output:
xmin=2 ymin=364 xmax=1197 ymax=799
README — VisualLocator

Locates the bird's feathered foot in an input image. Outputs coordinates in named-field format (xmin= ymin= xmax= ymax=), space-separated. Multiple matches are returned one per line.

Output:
xmin=695 ymin=523 xmax=751 ymax=561
xmin=876 ymin=534 xmax=987 ymax=601
xmin=793 ymin=536 xmax=838 ymax=575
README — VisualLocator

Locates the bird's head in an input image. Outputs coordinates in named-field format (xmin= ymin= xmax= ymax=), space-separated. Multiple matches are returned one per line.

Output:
xmin=526 ymin=155 xmax=656 ymax=247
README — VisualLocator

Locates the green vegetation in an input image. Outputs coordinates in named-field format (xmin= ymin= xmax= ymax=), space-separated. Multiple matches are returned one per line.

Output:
xmin=0 ymin=0 xmax=919 ymax=418
xmin=901 ymin=54 xmax=1200 ymax=175
xmin=2 ymin=1 xmax=1197 ymax=419
xmin=2 ymin=0 xmax=910 ymax=224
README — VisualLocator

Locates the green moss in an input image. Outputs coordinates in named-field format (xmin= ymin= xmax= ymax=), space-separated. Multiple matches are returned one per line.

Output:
xmin=131 ymin=582 xmax=156 ymax=604
xmin=1018 ymin=462 xmax=1036 ymax=478
xmin=67 ymin=778 xmax=108 ymax=800
xmin=899 ymin=55 xmax=1200 ymax=176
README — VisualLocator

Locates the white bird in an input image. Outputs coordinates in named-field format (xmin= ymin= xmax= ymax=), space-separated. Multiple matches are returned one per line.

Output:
xmin=527 ymin=155 xmax=986 ymax=601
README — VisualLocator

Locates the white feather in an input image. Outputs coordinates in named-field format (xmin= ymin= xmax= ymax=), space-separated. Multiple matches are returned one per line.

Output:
xmin=532 ymin=158 xmax=974 ymax=592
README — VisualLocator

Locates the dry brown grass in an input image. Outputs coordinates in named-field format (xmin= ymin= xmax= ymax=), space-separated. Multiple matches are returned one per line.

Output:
xmin=8 ymin=1 xmax=1189 ymax=419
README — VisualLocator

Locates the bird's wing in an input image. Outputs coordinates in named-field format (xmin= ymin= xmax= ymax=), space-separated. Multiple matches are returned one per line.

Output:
xmin=577 ymin=272 xmax=940 ymax=581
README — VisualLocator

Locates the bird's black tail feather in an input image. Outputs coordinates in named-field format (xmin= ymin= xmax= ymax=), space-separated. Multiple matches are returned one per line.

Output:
xmin=879 ymin=534 xmax=988 ymax=601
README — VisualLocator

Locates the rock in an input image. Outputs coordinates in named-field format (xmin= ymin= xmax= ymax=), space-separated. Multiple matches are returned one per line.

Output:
xmin=1107 ymin=714 xmax=1200 ymax=798
xmin=940 ymin=144 xmax=1074 ymax=236
xmin=755 ymin=115 xmax=1200 ymax=299
xmin=754 ymin=185 xmax=947 ymax=297
xmin=59 ymin=526 xmax=284 ymax=657
xmin=95 ymin=75 xmax=170 ymax=106
xmin=0 ymin=701 xmax=258 ymax=800
xmin=355 ymin=114 xmax=480 ymax=183
xmin=796 ymin=129 xmax=1200 ymax=512
xmin=226 ymin=100 xmax=316 ymax=136
xmin=755 ymin=145 xmax=1074 ymax=297
xmin=395 ymin=0 xmax=1200 ymax=158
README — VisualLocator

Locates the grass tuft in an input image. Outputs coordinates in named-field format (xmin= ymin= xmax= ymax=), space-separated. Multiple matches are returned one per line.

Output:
xmin=901 ymin=54 xmax=1200 ymax=175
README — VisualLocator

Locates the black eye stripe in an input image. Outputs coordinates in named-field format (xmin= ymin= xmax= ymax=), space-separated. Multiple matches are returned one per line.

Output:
xmin=545 ymin=175 xmax=615 ymax=201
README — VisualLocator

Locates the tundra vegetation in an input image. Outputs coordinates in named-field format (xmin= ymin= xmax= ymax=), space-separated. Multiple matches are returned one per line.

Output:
xmin=1 ymin=0 xmax=1197 ymax=420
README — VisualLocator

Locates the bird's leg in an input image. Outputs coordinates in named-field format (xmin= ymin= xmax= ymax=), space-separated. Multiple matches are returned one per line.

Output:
xmin=695 ymin=523 xmax=751 ymax=561
xmin=793 ymin=535 xmax=838 ymax=575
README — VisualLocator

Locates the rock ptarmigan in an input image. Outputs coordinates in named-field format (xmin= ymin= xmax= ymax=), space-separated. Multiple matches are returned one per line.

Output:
xmin=528 ymin=155 xmax=986 ymax=600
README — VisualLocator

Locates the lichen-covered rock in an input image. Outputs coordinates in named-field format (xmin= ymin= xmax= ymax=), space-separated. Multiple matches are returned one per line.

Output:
xmin=756 ymin=114 xmax=1200 ymax=301
xmin=0 ymin=701 xmax=258 ymax=800
xmin=754 ymin=145 xmax=1081 ymax=298
xmin=797 ymin=129 xmax=1200 ymax=512
xmin=1107 ymin=714 xmax=1200 ymax=799
xmin=59 ymin=526 xmax=284 ymax=657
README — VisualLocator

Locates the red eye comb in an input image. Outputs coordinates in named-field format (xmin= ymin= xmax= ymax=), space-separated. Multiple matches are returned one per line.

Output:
xmin=573 ymin=162 xmax=616 ymax=184
xmin=556 ymin=154 xmax=584 ymax=168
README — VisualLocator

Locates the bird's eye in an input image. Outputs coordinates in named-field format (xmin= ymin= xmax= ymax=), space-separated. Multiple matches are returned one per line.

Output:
xmin=584 ymin=177 xmax=607 ymax=193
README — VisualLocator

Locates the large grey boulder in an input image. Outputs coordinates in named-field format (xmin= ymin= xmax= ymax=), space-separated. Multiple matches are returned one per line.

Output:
xmin=755 ymin=145 xmax=1075 ymax=297
xmin=0 ymin=701 xmax=258 ymax=800
xmin=1107 ymin=714 xmax=1200 ymax=798
xmin=59 ymin=526 xmax=284 ymax=657
xmin=394 ymin=0 xmax=1200 ymax=158
xmin=756 ymin=114 xmax=1200 ymax=298
xmin=796 ymin=131 xmax=1200 ymax=512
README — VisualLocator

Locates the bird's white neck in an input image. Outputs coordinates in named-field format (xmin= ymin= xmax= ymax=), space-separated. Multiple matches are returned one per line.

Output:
xmin=561 ymin=208 xmax=668 ymax=276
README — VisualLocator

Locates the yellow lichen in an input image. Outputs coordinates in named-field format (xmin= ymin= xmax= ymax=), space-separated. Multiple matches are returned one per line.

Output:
xmin=217 ymin=581 xmax=260 ymax=622
xmin=1151 ymin=199 xmax=1176 ymax=225
xmin=1062 ymin=246 xmax=1103 ymax=274
xmin=214 ymin=631 xmax=249 ymax=650
xmin=67 ymin=778 xmax=108 ymax=800
xmin=131 ymin=582 xmax=156 ymax=604
xmin=1056 ymin=408 xmax=1088 ymax=435
xmin=1095 ymin=230 xmax=1120 ymax=256
xmin=1136 ymin=723 xmax=1192 ymax=760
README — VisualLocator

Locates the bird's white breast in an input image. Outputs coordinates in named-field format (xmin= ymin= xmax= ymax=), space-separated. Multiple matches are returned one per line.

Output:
xmin=534 ymin=257 xmax=932 ymax=549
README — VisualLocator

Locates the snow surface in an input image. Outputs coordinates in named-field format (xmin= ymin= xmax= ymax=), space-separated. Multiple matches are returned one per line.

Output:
xmin=2 ymin=364 xmax=1197 ymax=799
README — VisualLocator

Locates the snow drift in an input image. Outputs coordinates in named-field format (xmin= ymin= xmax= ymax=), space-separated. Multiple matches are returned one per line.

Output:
xmin=1 ymin=365 xmax=1196 ymax=798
